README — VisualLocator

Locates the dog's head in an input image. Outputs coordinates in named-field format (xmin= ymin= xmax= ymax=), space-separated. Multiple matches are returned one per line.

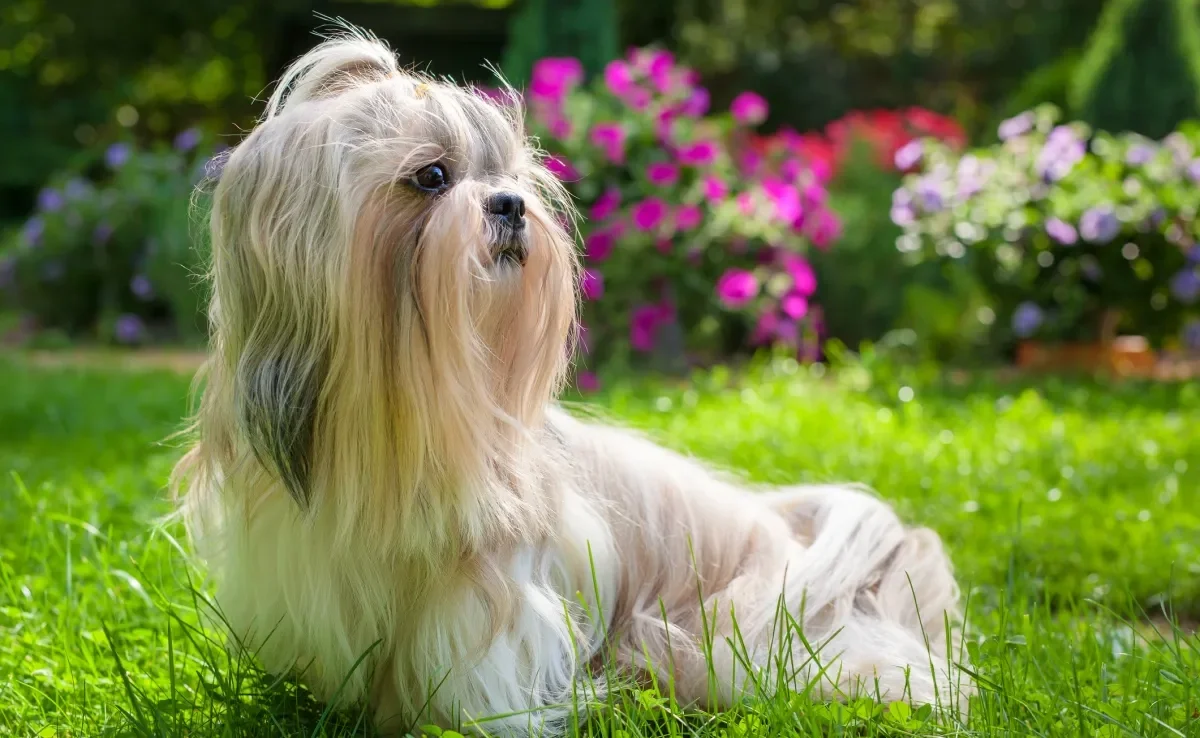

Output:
xmin=201 ymin=29 xmax=578 ymax=518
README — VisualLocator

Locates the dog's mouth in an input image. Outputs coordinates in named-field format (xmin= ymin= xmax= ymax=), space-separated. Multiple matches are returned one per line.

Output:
xmin=491 ymin=232 xmax=528 ymax=267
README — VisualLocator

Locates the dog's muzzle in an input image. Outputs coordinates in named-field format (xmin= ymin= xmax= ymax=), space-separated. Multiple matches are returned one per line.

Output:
xmin=488 ymin=191 xmax=528 ymax=266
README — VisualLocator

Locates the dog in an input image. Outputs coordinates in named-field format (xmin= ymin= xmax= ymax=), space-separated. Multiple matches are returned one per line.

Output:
xmin=172 ymin=28 xmax=969 ymax=736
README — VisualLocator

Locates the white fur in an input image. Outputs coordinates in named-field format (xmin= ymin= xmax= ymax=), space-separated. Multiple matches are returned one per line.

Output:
xmin=173 ymin=25 xmax=971 ymax=737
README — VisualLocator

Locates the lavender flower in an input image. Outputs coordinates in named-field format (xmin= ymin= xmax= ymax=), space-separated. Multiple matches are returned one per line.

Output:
xmin=114 ymin=313 xmax=146 ymax=344
xmin=1079 ymin=207 xmax=1120 ymax=244
xmin=37 ymin=188 xmax=65 ymax=212
xmin=1187 ymin=158 xmax=1200 ymax=184
xmin=1046 ymin=217 xmax=1078 ymax=245
xmin=890 ymin=188 xmax=916 ymax=226
xmin=65 ymin=177 xmax=93 ymax=200
xmin=1036 ymin=126 xmax=1085 ymax=182
xmin=1183 ymin=319 xmax=1200 ymax=350
xmin=998 ymin=111 xmax=1035 ymax=141
xmin=105 ymin=143 xmax=132 ymax=169
xmin=130 ymin=274 xmax=154 ymax=300
xmin=916 ymin=177 xmax=943 ymax=212
xmin=1170 ymin=268 xmax=1200 ymax=304
xmin=1188 ymin=245 xmax=1200 ymax=263
xmin=21 ymin=217 xmax=44 ymax=248
xmin=1125 ymin=144 xmax=1154 ymax=166
xmin=893 ymin=140 xmax=923 ymax=170
xmin=173 ymin=127 xmax=201 ymax=152
xmin=956 ymin=155 xmax=988 ymax=199
xmin=1012 ymin=302 xmax=1044 ymax=338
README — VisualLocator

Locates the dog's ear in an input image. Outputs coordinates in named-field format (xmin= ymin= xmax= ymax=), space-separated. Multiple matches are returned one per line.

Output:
xmin=266 ymin=27 xmax=398 ymax=117
xmin=237 ymin=341 xmax=327 ymax=508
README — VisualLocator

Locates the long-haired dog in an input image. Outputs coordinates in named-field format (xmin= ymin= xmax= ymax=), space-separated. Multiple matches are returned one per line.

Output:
xmin=173 ymin=28 xmax=969 ymax=736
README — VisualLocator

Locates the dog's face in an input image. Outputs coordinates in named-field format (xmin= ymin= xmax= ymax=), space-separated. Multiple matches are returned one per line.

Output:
xmin=204 ymin=37 xmax=579 ymax=510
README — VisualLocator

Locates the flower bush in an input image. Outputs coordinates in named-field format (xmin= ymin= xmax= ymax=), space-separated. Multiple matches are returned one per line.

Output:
xmin=0 ymin=132 xmax=221 ymax=345
xmin=523 ymin=49 xmax=840 ymax=384
xmin=893 ymin=104 xmax=1200 ymax=349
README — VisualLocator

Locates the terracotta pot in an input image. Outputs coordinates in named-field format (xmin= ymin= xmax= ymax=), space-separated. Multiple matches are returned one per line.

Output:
xmin=1016 ymin=336 xmax=1156 ymax=376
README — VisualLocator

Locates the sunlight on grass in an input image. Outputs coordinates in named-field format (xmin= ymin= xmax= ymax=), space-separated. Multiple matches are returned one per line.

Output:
xmin=1 ymin=356 xmax=1198 ymax=736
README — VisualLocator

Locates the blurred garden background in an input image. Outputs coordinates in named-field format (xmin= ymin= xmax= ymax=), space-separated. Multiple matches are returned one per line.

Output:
xmin=3 ymin=1 xmax=1200 ymax=736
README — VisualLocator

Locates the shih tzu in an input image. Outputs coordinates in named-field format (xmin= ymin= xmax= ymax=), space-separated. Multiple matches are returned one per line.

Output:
xmin=173 ymin=27 xmax=969 ymax=736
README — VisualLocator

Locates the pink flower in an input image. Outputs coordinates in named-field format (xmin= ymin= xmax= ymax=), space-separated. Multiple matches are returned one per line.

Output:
xmin=590 ymin=123 xmax=627 ymax=164
xmin=775 ymin=318 xmax=799 ymax=345
xmin=752 ymin=311 xmax=779 ymax=345
xmin=731 ymin=91 xmax=768 ymax=125
xmin=545 ymin=115 xmax=572 ymax=139
xmin=645 ymin=50 xmax=675 ymax=93
xmin=544 ymin=155 xmax=579 ymax=180
xmin=802 ymin=181 xmax=827 ymax=207
xmin=762 ymin=178 xmax=802 ymax=224
xmin=737 ymin=191 xmax=756 ymax=216
xmin=646 ymin=161 xmax=679 ymax=187
xmin=631 ymin=197 xmax=668 ymax=231
xmin=674 ymin=204 xmax=702 ymax=231
xmin=581 ymin=268 xmax=604 ymax=300
xmin=808 ymin=209 xmax=841 ymax=249
xmin=739 ymin=149 xmax=763 ymax=177
xmin=530 ymin=58 xmax=584 ymax=103
xmin=576 ymin=371 xmax=601 ymax=392
xmin=781 ymin=291 xmax=809 ymax=320
xmin=590 ymin=187 xmax=621 ymax=221
xmin=677 ymin=140 xmax=718 ymax=166
xmin=715 ymin=268 xmax=759 ymax=308
xmin=585 ymin=228 xmax=617 ymax=262
xmin=782 ymin=253 xmax=817 ymax=296
xmin=682 ymin=87 xmax=710 ymax=117
xmin=780 ymin=158 xmax=804 ymax=182
xmin=630 ymin=304 xmax=671 ymax=352
xmin=604 ymin=60 xmax=639 ymax=101
xmin=703 ymin=175 xmax=728 ymax=203
xmin=655 ymin=109 xmax=677 ymax=142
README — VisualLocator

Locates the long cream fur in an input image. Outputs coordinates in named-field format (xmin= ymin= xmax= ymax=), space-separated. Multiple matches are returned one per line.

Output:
xmin=173 ymin=27 xmax=971 ymax=736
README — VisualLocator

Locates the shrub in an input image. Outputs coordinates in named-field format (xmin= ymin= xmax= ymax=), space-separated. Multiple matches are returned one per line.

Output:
xmin=523 ymin=49 xmax=838 ymax=384
xmin=0 ymin=132 xmax=219 ymax=346
xmin=893 ymin=104 xmax=1200 ymax=350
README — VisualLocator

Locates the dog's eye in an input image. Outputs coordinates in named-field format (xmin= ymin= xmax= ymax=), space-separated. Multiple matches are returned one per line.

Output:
xmin=412 ymin=163 xmax=449 ymax=193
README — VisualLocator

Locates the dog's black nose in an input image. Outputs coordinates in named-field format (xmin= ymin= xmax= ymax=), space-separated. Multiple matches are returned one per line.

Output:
xmin=487 ymin=192 xmax=526 ymax=229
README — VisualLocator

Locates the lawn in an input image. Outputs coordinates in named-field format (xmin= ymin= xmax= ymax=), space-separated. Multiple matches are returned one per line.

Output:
xmin=2 ymin=354 xmax=1198 ymax=736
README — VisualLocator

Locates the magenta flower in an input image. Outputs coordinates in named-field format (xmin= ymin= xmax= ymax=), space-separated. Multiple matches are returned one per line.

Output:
xmin=631 ymin=197 xmax=668 ymax=231
xmin=630 ymin=304 xmax=672 ymax=352
xmin=739 ymin=149 xmax=763 ymax=177
xmin=644 ymin=50 xmax=675 ymax=93
xmin=547 ymin=116 xmax=572 ymax=139
xmin=682 ymin=86 xmax=710 ymax=117
xmin=677 ymin=140 xmax=718 ymax=166
xmin=808 ymin=209 xmax=841 ymax=249
xmin=782 ymin=254 xmax=817 ymax=296
xmin=544 ymin=155 xmax=580 ymax=180
xmin=590 ymin=123 xmax=627 ymax=164
xmin=762 ymin=178 xmax=802 ymax=223
xmin=674 ymin=204 xmax=702 ymax=231
xmin=703 ymin=175 xmax=728 ymax=203
xmin=530 ymin=58 xmax=584 ymax=103
xmin=736 ymin=191 xmax=756 ymax=216
xmin=576 ymin=371 xmax=601 ymax=393
xmin=730 ymin=91 xmax=768 ymax=125
xmin=781 ymin=291 xmax=809 ymax=320
xmin=752 ymin=310 xmax=779 ymax=345
xmin=581 ymin=268 xmax=604 ymax=300
xmin=585 ymin=228 xmax=617 ymax=262
xmin=780 ymin=158 xmax=804 ymax=182
xmin=590 ymin=187 xmax=621 ymax=222
xmin=646 ymin=161 xmax=679 ymax=187
xmin=655 ymin=237 xmax=673 ymax=254
xmin=604 ymin=60 xmax=637 ymax=99
xmin=716 ymin=268 xmax=759 ymax=308
xmin=655 ymin=109 xmax=677 ymax=142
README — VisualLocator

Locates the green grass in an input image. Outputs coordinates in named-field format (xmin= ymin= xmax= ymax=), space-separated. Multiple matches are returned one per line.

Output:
xmin=2 ymin=355 xmax=1199 ymax=736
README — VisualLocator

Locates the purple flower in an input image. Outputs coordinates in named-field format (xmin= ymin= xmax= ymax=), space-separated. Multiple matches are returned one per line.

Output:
xmin=890 ymin=189 xmax=916 ymax=226
xmin=631 ymin=198 xmax=668 ymax=231
xmin=93 ymin=222 xmax=114 ymax=245
xmin=530 ymin=58 xmax=584 ymax=103
xmin=173 ymin=127 xmax=201 ymax=152
xmin=37 ymin=188 xmax=64 ymax=212
xmin=645 ymin=161 xmax=679 ymax=187
xmin=576 ymin=371 xmax=601 ymax=393
xmin=1187 ymin=159 xmax=1200 ymax=184
xmin=998 ymin=111 xmax=1035 ymax=141
xmin=1046 ymin=217 xmax=1078 ymax=245
xmin=682 ymin=87 xmax=710 ymax=117
xmin=21 ymin=217 xmax=44 ymax=248
xmin=629 ymin=303 xmax=673 ymax=352
xmin=1125 ymin=144 xmax=1155 ymax=166
xmin=65 ymin=177 xmax=92 ymax=200
xmin=1036 ymin=126 xmax=1085 ymax=182
xmin=677 ymin=140 xmax=718 ymax=167
xmin=590 ymin=123 xmax=627 ymax=164
xmin=1189 ymin=245 xmax=1200 ymax=263
xmin=590 ymin=187 xmax=621 ymax=222
xmin=1079 ymin=207 xmax=1120 ymax=244
xmin=585 ymin=228 xmax=617 ymax=262
xmin=893 ymin=139 xmax=923 ymax=170
xmin=808 ymin=208 xmax=841 ymax=249
xmin=956 ymin=155 xmax=988 ymax=199
xmin=114 ymin=313 xmax=146 ymax=344
xmin=916 ymin=178 xmax=943 ymax=212
xmin=130 ymin=274 xmax=154 ymax=300
xmin=580 ymin=269 xmax=604 ymax=300
xmin=544 ymin=155 xmax=579 ymax=181
xmin=715 ymin=268 xmax=759 ymax=308
xmin=1012 ymin=302 xmax=1044 ymax=338
xmin=730 ymin=91 xmax=768 ymax=125
xmin=1183 ymin=319 xmax=1200 ymax=350
xmin=674 ymin=204 xmax=702 ymax=231
xmin=105 ymin=142 xmax=132 ymax=169
xmin=1170 ymin=268 xmax=1200 ymax=304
